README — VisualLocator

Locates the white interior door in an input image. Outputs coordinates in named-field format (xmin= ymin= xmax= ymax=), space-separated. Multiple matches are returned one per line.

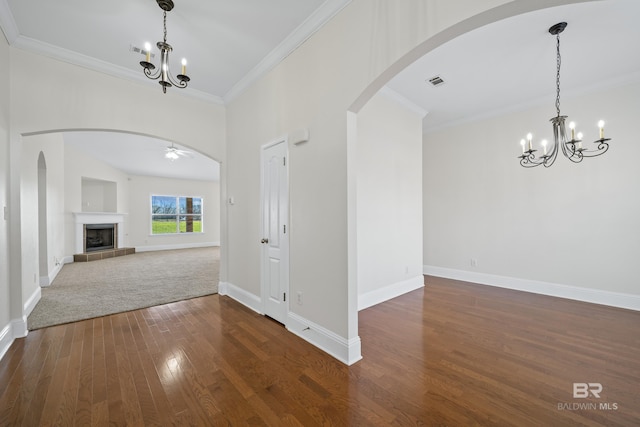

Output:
xmin=261 ymin=140 xmax=289 ymax=324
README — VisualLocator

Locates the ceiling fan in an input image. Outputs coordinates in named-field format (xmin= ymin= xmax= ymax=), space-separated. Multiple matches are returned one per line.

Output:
xmin=165 ymin=142 xmax=192 ymax=160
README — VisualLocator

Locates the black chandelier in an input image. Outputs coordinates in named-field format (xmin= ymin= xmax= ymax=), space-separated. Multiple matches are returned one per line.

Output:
xmin=139 ymin=0 xmax=190 ymax=93
xmin=518 ymin=22 xmax=610 ymax=168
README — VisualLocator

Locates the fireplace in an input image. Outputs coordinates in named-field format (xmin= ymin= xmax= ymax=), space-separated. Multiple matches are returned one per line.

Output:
xmin=84 ymin=223 xmax=117 ymax=252
xmin=73 ymin=212 xmax=132 ymax=261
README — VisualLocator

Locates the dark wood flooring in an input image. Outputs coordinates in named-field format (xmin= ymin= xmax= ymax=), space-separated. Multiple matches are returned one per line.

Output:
xmin=1 ymin=276 xmax=639 ymax=426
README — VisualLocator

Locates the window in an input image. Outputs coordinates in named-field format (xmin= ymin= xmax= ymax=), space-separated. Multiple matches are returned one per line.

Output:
xmin=151 ymin=195 xmax=203 ymax=234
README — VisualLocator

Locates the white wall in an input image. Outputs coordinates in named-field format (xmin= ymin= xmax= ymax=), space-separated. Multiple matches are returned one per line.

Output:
xmin=21 ymin=133 xmax=66 ymax=301
xmin=127 ymin=175 xmax=220 ymax=250
xmin=225 ymin=0 xmax=527 ymax=363
xmin=63 ymin=142 xmax=130 ymax=256
xmin=0 ymin=29 xmax=11 ymax=358
xmin=10 ymin=49 xmax=226 ymax=162
xmin=423 ymin=81 xmax=640 ymax=307
xmin=81 ymin=178 xmax=117 ymax=213
xmin=356 ymin=91 xmax=424 ymax=310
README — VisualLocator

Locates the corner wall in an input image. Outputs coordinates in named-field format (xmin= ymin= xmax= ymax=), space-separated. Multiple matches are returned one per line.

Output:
xmin=356 ymin=91 xmax=424 ymax=310
xmin=423 ymin=81 xmax=640 ymax=309
xmin=0 ymin=26 xmax=12 ymax=359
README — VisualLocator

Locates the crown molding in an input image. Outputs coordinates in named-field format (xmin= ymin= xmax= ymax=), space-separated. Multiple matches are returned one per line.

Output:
xmin=423 ymin=70 xmax=640 ymax=135
xmin=11 ymin=35 xmax=224 ymax=104
xmin=223 ymin=0 xmax=352 ymax=104
xmin=2 ymin=0 xmax=350 ymax=105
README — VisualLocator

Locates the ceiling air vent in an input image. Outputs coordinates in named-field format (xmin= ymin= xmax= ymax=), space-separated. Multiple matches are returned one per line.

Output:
xmin=130 ymin=44 xmax=155 ymax=59
xmin=427 ymin=75 xmax=445 ymax=87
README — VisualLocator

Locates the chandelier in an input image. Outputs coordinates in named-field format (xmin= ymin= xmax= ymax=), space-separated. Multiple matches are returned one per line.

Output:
xmin=139 ymin=0 xmax=190 ymax=93
xmin=518 ymin=22 xmax=610 ymax=168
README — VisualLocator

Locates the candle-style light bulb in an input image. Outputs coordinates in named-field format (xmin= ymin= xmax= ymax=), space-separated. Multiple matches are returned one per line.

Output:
xmin=181 ymin=58 xmax=187 ymax=75
xmin=541 ymin=139 xmax=548 ymax=156
xmin=577 ymin=132 xmax=583 ymax=149
xmin=598 ymin=120 xmax=605 ymax=139
xmin=520 ymin=139 xmax=525 ymax=154
xmin=144 ymin=42 xmax=151 ymax=63
xmin=526 ymin=133 xmax=533 ymax=151
xmin=569 ymin=121 xmax=576 ymax=140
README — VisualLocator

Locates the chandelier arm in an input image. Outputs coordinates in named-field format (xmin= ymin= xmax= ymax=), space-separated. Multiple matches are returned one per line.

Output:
xmin=543 ymin=139 xmax=559 ymax=168
xmin=519 ymin=150 xmax=545 ymax=167
xmin=579 ymin=140 xmax=610 ymax=158
xmin=163 ymin=72 xmax=189 ymax=89
xmin=560 ymin=137 xmax=583 ymax=163
xmin=142 ymin=65 xmax=161 ymax=80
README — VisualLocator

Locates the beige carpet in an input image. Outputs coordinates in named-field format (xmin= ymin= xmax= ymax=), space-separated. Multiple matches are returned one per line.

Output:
xmin=28 ymin=247 xmax=219 ymax=330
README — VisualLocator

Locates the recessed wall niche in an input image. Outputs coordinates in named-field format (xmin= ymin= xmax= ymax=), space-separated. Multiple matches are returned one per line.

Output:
xmin=81 ymin=177 xmax=117 ymax=212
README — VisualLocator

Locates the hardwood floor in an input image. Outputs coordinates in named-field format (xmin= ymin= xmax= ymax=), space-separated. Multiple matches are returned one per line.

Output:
xmin=1 ymin=276 xmax=639 ymax=426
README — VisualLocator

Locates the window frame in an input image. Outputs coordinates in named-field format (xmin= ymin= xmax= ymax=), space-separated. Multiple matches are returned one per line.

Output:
xmin=150 ymin=194 xmax=204 ymax=235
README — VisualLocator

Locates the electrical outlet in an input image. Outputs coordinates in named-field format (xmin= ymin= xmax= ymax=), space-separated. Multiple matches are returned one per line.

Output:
xmin=470 ymin=258 xmax=478 ymax=267
xmin=296 ymin=291 xmax=303 ymax=305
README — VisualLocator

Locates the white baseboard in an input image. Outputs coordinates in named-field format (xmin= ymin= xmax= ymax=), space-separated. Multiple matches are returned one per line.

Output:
xmin=424 ymin=265 xmax=640 ymax=312
xmin=0 ymin=323 xmax=12 ymax=362
xmin=218 ymin=282 xmax=263 ymax=314
xmin=24 ymin=286 xmax=41 ymax=317
xmin=287 ymin=312 xmax=362 ymax=366
xmin=39 ymin=261 xmax=64 ymax=287
xmin=0 ymin=315 xmax=29 ymax=362
xmin=358 ymin=275 xmax=424 ymax=311
xmin=135 ymin=242 xmax=220 ymax=253
xmin=219 ymin=281 xmax=361 ymax=365
xmin=63 ymin=255 xmax=74 ymax=264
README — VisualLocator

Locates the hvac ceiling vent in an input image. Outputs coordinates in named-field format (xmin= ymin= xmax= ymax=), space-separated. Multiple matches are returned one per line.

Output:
xmin=130 ymin=45 xmax=155 ymax=59
xmin=427 ymin=75 xmax=445 ymax=87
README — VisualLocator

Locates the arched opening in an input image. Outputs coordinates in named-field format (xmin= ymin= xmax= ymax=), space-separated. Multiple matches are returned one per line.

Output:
xmin=21 ymin=129 xmax=224 ymax=329
xmin=37 ymin=152 xmax=48 ymax=286
xmin=346 ymin=0 xmax=627 ymax=354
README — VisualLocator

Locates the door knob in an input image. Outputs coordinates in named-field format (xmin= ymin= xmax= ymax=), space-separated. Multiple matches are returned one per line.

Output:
xmin=261 ymin=238 xmax=269 ymax=244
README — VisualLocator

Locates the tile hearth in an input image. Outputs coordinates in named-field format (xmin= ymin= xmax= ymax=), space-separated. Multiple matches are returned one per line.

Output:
xmin=73 ymin=247 xmax=136 ymax=263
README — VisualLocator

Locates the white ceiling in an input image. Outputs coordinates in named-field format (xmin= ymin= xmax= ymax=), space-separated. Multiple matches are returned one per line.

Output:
xmin=1 ymin=0 xmax=349 ymax=102
xmin=63 ymin=131 xmax=220 ymax=182
xmin=386 ymin=0 xmax=640 ymax=133
xmin=3 ymin=1 xmax=639 ymax=180
xmin=1 ymin=0 xmax=350 ymax=181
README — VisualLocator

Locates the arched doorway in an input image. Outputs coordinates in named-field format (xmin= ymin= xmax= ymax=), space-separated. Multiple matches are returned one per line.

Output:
xmin=346 ymin=0 xmax=599 ymax=360
xmin=37 ymin=152 xmax=48 ymax=286
xmin=21 ymin=129 xmax=223 ymax=329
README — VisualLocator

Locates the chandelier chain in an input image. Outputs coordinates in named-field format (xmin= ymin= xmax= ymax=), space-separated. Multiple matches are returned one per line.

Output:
xmin=163 ymin=11 xmax=167 ymax=43
xmin=555 ymin=33 xmax=561 ymax=117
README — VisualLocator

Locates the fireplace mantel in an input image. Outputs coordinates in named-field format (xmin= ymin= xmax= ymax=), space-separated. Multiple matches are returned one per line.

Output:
xmin=74 ymin=212 xmax=127 ymax=254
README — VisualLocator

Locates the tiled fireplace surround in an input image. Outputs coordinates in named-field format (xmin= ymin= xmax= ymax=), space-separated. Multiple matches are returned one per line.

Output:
xmin=73 ymin=212 xmax=134 ymax=262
